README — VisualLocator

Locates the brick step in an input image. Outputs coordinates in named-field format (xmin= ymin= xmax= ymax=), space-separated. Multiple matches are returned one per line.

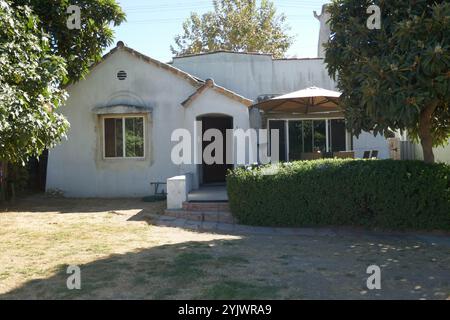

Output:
xmin=164 ymin=209 xmax=235 ymax=224
xmin=182 ymin=201 xmax=230 ymax=212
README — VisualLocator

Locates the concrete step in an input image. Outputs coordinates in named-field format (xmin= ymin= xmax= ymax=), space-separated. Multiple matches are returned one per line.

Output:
xmin=182 ymin=201 xmax=230 ymax=213
xmin=164 ymin=209 xmax=235 ymax=224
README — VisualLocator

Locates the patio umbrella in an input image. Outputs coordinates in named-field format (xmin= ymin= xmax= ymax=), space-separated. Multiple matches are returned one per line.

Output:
xmin=252 ymin=86 xmax=342 ymax=114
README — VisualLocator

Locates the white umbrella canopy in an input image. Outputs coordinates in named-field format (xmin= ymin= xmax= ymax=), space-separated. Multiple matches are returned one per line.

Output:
xmin=253 ymin=86 xmax=342 ymax=114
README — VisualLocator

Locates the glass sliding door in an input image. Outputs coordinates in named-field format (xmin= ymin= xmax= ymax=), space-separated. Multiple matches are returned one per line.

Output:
xmin=287 ymin=120 xmax=327 ymax=160
xmin=313 ymin=120 xmax=327 ymax=153
xmin=268 ymin=118 xmax=348 ymax=163
xmin=288 ymin=121 xmax=303 ymax=161
xmin=302 ymin=120 xmax=313 ymax=154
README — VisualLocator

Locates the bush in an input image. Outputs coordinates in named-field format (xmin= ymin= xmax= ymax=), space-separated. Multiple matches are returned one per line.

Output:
xmin=226 ymin=160 xmax=450 ymax=231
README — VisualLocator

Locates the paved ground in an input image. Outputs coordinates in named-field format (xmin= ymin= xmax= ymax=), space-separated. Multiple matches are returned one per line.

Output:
xmin=188 ymin=185 xmax=228 ymax=202
xmin=153 ymin=213 xmax=450 ymax=244
xmin=0 ymin=195 xmax=449 ymax=300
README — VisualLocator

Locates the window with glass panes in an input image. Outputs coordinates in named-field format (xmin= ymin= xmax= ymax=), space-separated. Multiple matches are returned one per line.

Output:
xmin=104 ymin=117 xmax=144 ymax=158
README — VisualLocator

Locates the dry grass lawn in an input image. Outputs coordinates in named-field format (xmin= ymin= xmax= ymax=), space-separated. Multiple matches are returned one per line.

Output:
xmin=0 ymin=196 xmax=241 ymax=299
xmin=0 ymin=195 xmax=449 ymax=300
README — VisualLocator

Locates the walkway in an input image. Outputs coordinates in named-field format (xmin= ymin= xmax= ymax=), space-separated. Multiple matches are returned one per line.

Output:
xmin=149 ymin=213 xmax=450 ymax=247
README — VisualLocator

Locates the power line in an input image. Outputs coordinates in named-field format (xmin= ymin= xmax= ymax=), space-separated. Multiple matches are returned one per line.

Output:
xmin=122 ymin=0 xmax=324 ymax=12
xmin=126 ymin=16 xmax=316 ymax=25
xmin=122 ymin=0 xmax=322 ymax=25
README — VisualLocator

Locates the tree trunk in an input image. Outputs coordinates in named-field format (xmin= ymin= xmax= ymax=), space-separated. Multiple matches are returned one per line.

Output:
xmin=418 ymin=100 xmax=438 ymax=164
xmin=0 ymin=160 xmax=8 ymax=202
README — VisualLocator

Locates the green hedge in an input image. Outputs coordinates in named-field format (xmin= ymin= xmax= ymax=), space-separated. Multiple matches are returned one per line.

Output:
xmin=227 ymin=160 xmax=450 ymax=231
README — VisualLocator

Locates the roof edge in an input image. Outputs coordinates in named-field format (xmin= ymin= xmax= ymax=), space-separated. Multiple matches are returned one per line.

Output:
xmin=90 ymin=41 xmax=202 ymax=87
xmin=172 ymin=50 xmax=324 ymax=61
xmin=173 ymin=50 xmax=274 ymax=60
xmin=182 ymin=79 xmax=252 ymax=108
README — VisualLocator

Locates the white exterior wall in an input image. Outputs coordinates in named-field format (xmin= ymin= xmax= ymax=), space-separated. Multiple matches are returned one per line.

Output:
xmin=172 ymin=53 xmax=335 ymax=100
xmin=173 ymin=53 xmax=273 ymax=101
xmin=433 ymin=144 xmax=450 ymax=163
xmin=180 ymin=88 xmax=252 ymax=188
xmin=271 ymin=59 xmax=336 ymax=93
xmin=46 ymin=49 xmax=251 ymax=197
xmin=353 ymin=132 xmax=391 ymax=159
xmin=47 ymin=47 xmax=402 ymax=198
xmin=414 ymin=141 xmax=450 ymax=164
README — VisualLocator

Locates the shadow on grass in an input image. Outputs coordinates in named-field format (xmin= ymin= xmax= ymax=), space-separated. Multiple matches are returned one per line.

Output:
xmin=0 ymin=194 xmax=165 ymax=215
xmin=0 ymin=238 xmax=280 ymax=300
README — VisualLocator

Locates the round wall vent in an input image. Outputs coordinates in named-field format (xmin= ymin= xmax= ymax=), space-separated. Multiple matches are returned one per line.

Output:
xmin=117 ymin=70 xmax=127 ymax=80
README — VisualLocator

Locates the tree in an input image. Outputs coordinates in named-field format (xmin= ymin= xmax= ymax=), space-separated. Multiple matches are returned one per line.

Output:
xmin=10 ymin=0 xmax=126 ymax=84
xmin=0 ymin=0 xmax=125 ymax=201
xmin=171 ymin=0 xmax=293 ymax=58
xmin=0 ymin=1 xmax=69 ymax=199
xmin=325 ymin=0 xmax=450 ymax=163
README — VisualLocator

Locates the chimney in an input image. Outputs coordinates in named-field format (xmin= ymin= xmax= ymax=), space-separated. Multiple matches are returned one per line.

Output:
xmin=314 ymin=4 xmax=331 ymax=59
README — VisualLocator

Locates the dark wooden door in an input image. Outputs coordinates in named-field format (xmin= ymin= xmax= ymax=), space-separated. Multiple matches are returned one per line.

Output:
xmin=202 ymin=117 xmax=233 ymax=184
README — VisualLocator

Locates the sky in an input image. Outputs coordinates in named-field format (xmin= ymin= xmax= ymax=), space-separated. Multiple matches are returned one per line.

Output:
xmin=108 ymin=0 xmax=331 ymax=62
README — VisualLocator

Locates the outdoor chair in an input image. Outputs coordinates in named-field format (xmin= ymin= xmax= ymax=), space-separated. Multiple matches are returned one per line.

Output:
xmin=322 ymin=152 xmax=334 ymax=159
xmin=363 ymin=151 xmax=371 ymax=159
xmin=371 ymin=150 xmax=379 ymax=159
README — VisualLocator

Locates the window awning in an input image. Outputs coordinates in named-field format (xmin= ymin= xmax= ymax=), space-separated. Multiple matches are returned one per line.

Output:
xmin=92 ymin=104 xmax=152 ymax=115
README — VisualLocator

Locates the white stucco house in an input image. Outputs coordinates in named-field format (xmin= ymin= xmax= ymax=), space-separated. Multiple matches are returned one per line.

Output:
xmin=46 ymin=40 xmax=390 ymax=198
xmin=46 ymin=42 xmax=253 ymax=197
xmin=46 ymin=6 xmax=449 ymax=198
xmin=171 ymin=50 xmax=393 ymax=161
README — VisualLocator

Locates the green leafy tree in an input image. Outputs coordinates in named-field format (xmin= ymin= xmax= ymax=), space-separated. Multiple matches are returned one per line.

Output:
xmin=0 ymin=1 xmax=69 ymax=199
xmin=325 ymin=0 xmax=450 ymax=163
xmin=172 ymin=0 xmax=293 ymax=58
xmin=0 ymin=0 xmax=125 ymax=200
xmin=11 ymin=0 xmax=126 ymax=84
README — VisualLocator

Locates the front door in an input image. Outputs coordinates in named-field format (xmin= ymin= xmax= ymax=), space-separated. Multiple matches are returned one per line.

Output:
xmin=201 ymin=116 xmax=233 ymax=184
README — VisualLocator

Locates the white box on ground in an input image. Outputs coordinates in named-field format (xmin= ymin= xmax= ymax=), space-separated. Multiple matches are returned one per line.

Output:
xmin=167 ymin=173 xmax=193 ymax=209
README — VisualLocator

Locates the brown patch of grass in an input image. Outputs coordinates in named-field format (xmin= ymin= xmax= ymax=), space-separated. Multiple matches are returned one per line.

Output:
xmin=0 ymin=196 xmax=239 ymax=299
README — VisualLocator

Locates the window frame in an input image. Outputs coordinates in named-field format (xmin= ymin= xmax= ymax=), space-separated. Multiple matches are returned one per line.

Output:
xmin=267 ymin=117 xmax=350 ymax=161
xmin=102 ymin=115 xmax=146 ymax=160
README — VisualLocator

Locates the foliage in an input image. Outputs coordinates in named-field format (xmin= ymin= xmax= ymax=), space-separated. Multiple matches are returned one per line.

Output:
xmin=10 ymin=165 xmax=29 ymax=192
xmin=10 ymin=0 xmax=126 ymax=84
xmin=0 ymin=1 xmax=69 ymax=165
xmin=171 ymin=0 xmax=293 ymax=58
xmin=227 ymin=160 xmax=450 ymax=231
xmin=0 ymin=0 xmax=124 ymax=201
xmin=0 ymin=162 xmax=28 ymax=200
xmin=325 ymin=0 xmax=450 ymax=163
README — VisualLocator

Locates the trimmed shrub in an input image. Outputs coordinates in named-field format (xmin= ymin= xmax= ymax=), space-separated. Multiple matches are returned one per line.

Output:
xmin=226 ymin=160 xmax=450 ymax=231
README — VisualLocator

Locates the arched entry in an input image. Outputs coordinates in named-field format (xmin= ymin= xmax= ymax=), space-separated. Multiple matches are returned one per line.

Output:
xmin=197 ymin=114 xmax=233 ymax=184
